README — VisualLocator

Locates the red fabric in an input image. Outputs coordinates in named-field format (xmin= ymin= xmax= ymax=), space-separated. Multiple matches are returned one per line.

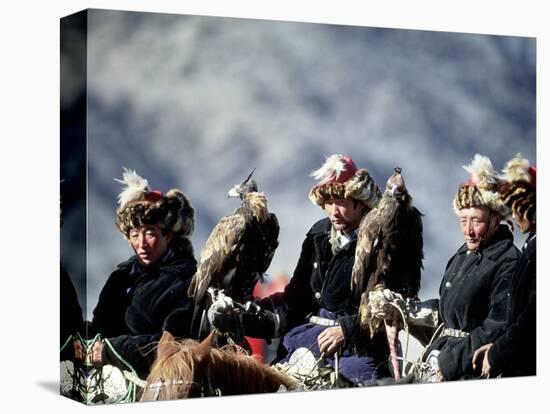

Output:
xmin=245 ymin=274 xmax=290 ymax=362
xmin=245 ymin=337 xmax=265 ymax=362
xmin=324 ymin=155 xmax=357 ymax=184
xmin=529 ymin=166 xmax=536 ymax=188
xmin=144 ymin=190 xmax=163 ymax=202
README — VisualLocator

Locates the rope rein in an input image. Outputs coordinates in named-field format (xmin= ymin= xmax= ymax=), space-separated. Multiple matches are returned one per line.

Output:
xmin=279 ymin=341 xmax=319 ymax=374
xmin=62 ymin=333 xmax=143 ymax=403
xmin=300 ymin=352 xmax=326 ymax=386
xmin=419 ymin=322 xmax=445 ymax=362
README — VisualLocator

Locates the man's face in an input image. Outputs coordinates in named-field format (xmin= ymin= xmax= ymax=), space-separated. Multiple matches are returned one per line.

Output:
xmin=324 ymin=198 xmax=365 ymax=234
xmin=458 ymin=206 xmax=498 ymax=251
xmin=129 ymin=224 xmax=172 ymax=266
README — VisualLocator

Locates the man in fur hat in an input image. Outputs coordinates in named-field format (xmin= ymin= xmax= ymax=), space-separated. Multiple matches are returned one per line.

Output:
xmin=406 ymin=154 xmax=520 ymax=381
xmin=212 ymin=154 xmax=391 ymax=384
xmin=80 ymin=168 xmax=197 ymax=378
xmin=472 ymin=154 xmax=536 ymax=378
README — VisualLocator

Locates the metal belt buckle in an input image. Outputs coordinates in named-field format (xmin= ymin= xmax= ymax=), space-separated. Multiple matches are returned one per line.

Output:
xmin=309 ymin=315 xmax=338 ymax=327
xmin=443 ymin=327 xmax=469 ymax=338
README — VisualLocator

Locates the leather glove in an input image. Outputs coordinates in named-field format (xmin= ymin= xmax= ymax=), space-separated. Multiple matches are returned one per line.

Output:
xmin=241 ymin=300 xmax=285 ymax=339
xmin=368 ymin=288 xmax=406 ymax=319
xmin=207 ymin=291 xmax=241 ymax=334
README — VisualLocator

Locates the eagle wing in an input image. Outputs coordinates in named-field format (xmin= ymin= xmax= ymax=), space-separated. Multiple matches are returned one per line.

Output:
xmin=260 ymin=213 xmax=280 ymax=272
xmin=351 ymin=207 xmax=380 ymax=301
xmin=353 ymin=196 xmax=407 ymax=332
xmin=352 ymin=196 xmax=399 ymax=296
xmin=354 ymin=195 xmax=424 ymax=335
xmin=188 ymin=213 xmax=247 ymax=314
xmin=388 ymin=204 xmax=423 ymax=298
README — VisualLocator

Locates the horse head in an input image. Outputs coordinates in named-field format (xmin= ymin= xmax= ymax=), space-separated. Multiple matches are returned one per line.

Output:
xmin=141 ymin=330 xmax=295 ymax=401
xmin=141 ymin=331 xmax=209 ymax=401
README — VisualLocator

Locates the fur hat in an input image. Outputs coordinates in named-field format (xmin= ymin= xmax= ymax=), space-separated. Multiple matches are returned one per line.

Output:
xmin=453 ymin=154 xmax=511 ymax=218
xmin=114 ymin=168 xmax=195 ymax=254
xmin=308 ymin=154 xmax=381 ymax=209
xmin=499 ymin=154 xmax=536 ymax=224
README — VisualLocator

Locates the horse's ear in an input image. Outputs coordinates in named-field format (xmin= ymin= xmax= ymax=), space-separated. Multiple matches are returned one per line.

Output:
xmin=196 ymin=330 xmax=215 ymax=355
xmin=203 ymin=330 xmax=216 ymax=348
xmin=193 ymin=331 xmax=215 ymax=368
xmin=157 ymin=330 xmax=176 ymax=359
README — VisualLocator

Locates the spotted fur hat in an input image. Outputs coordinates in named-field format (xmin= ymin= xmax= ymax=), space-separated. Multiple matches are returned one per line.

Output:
xmin=499 ymin=154 xmax=536 ymax=224
xmin=114 ymin=168 xmax=195 ymax=253
xmin=308 ymin=154 xmax=381 ymax=209
xmin=453 ymin=154 xmax=511 ymax=218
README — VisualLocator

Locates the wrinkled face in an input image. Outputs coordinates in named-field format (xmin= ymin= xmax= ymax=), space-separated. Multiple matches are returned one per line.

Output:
xmin=324 ymin=198 xmax=365 ymax=234
xmin=458 ymin=206 xmax=499 ymax=251
xmin=129 ymin=225 xmax=172 ymax=266
xmin=513 ymin=210 xmax=531 ymax=234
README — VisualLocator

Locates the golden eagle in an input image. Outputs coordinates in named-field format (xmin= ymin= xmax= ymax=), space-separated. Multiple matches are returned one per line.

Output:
xmin=188 ymin=170 xmax=280 ymax=338
xmin=351 ymin=167 xmax=423 ymax=377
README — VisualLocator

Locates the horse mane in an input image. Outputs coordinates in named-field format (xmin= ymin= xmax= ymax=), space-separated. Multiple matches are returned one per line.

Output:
xmin=206 ymin=344 xmax=296 ymax=396
xmin=141 ymin=337 xmax=198 ymax=401
xmin=141 ymin=331 xmax=295 ymax=401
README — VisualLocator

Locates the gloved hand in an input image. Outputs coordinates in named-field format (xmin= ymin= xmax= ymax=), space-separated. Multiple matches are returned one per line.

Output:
xmin=207 ymin=291 xmax=241 ymax=334
xmin=242 ymin=300 xmax=284 ymax=339
xmin=368 ymin=288 xmax=406 ymax=319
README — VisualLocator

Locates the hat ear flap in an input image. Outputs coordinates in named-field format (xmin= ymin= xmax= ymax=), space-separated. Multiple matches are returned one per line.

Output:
xmin=344 ymin=169 xmax=381 ymax=209
xmin=166 ymin=189 xmax=195 ymax=237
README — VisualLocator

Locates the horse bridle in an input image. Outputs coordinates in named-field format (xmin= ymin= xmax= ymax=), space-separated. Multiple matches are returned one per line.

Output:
xmin=146 ymin=376 xmax=222 ymax=400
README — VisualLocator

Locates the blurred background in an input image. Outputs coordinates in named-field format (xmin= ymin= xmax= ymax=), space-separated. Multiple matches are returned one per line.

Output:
xmin=60 ymin=9 xmax=535 ymax=328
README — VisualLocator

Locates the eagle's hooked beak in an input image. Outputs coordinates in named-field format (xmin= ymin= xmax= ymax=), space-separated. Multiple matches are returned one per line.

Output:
xmin=228 ymin=186 xmax=240 ymax=198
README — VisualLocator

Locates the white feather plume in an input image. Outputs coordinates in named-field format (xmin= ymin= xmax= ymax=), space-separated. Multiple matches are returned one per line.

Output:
xmin=462 ymin=154 xmax=497 ymax=189
xmin=311 ymin=154 xmax=347 ymax=183
xmin=501 ymin=153 xmax=531 ymax=184
xmin=114 ymin=167 xmax=150 ymax=208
